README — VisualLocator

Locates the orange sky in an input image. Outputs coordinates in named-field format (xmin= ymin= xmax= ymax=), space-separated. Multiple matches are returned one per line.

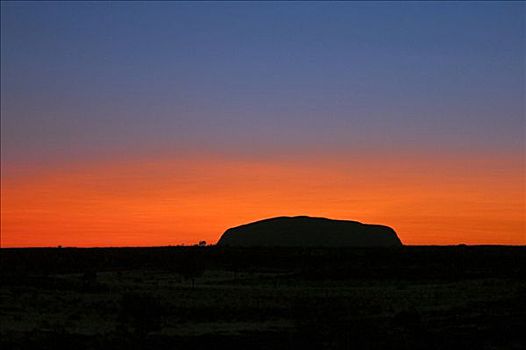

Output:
xmin=1 ymin=151 xmax=524 ymax=247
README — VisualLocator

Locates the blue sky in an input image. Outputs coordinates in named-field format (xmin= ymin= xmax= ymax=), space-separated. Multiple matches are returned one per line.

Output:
xmin=2 ymin=1 xmax=525 ymax=247
xmin=2 ymin=1 xmax=524 ymax=167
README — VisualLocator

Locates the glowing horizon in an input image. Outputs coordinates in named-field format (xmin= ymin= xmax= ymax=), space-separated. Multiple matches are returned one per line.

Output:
xmin=2 ymin=150 xmax=524 ymax=247
xmin=1 ymin=2 xmax=524 ymax=247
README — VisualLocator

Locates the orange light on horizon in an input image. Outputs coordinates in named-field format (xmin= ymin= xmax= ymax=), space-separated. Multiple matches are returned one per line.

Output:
xmin=1 ymin=152 xmax=524 ymax=247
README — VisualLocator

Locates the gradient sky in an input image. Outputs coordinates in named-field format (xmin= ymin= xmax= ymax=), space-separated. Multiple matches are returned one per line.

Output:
xmin=1 ymin=1 xmax=525 ymax=247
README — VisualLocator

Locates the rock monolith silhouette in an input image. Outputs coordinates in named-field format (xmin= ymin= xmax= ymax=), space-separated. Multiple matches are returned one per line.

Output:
xmin=217 ymin=216 xmax=402 ymax=247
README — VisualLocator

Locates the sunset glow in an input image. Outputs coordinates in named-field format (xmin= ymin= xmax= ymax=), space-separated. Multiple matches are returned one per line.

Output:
xmin=2 ymin=151 xmax=524 ymax=247
xmin=1 ymin=2 xmax=524 ymax=247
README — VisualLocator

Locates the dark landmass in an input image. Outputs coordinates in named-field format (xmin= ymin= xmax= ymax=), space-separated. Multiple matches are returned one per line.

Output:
xmin=1 ymin=246 xmax=525 ymax=350
xmin=218 ymin=216 xmax=402 ymax=247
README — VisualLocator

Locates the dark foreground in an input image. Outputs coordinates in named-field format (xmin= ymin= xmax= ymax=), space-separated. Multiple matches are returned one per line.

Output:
xmin=1 ymin=246 xmax=525 ymax=349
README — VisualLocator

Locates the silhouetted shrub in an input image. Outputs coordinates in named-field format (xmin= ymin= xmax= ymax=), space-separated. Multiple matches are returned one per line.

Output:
xmin=174 ymin=253 xmax=206 ymax=288
xmin=392 ymin=308 xmax=422 ymax=329
xmin=82 ymin=271 xmax=97 ymax=284
xmin=119 ymin=292 xmax=163 ymax=335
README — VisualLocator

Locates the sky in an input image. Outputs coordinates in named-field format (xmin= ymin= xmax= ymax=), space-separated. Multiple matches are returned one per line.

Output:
xmin=1 ymin=1 xmax=525 ymax=247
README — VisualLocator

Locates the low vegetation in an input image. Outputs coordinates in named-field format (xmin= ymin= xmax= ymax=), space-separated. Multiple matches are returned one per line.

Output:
xmin=1 ymin=246 xmax=524 ymax=349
